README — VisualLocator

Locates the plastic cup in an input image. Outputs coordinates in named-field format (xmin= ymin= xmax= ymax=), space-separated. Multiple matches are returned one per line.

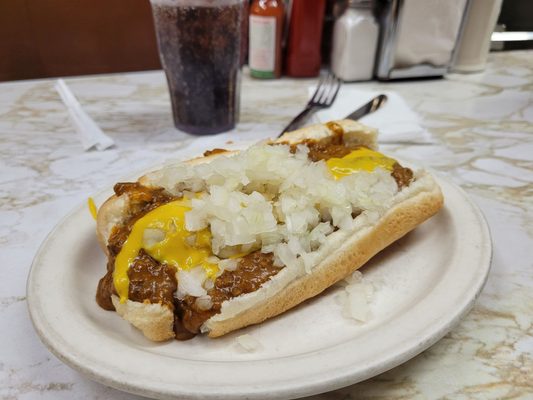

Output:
xmin=150 ymin=0 xmax=245 ymax=134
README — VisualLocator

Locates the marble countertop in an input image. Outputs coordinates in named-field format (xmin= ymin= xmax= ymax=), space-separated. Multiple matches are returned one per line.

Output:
xmin=1 ymin=50 xmax=532 ymax=399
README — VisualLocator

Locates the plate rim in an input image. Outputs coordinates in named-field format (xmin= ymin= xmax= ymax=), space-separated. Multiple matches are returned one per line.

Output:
xmin=26 ymin=174 xmax=492 ymax=400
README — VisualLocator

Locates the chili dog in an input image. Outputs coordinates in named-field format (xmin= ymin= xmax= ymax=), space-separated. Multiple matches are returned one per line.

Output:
xmin=95 ymin=120 xmax=443 ymax=341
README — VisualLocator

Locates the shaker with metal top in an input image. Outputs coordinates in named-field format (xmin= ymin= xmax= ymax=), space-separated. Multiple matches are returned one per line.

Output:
xmin=375 ymin=0 xmax=469 ymax=80
xmin=331 ymin=0 xmax=380 ymax=82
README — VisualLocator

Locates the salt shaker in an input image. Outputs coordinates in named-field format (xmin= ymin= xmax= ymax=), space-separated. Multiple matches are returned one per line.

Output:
xmin=331 ymin=0 xmax=379 ymax=81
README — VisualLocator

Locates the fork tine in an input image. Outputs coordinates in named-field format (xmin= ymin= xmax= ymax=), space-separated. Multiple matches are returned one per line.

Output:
xmin=316 ymin=73 xmax=331 ymax=104
xmin=317 ymin=75 xmax=331 ymax=104
xmin=310 ymin=74 xmax=327 ymax=104
xmin=278 ymin=72 xmax=342 ymax=137
xmin=326 ymin=76 xmax=341 ymax=106
xmin=320 ymin=73 xmax=339 ymax=105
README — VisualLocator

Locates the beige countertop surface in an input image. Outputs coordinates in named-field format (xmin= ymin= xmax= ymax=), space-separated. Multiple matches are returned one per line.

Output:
xmin=1 ymin=51 xmax=532 ymax=399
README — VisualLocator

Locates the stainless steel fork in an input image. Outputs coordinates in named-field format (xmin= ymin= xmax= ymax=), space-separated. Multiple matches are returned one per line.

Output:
xmin=279 ymin=72 xmax=341 ymax=137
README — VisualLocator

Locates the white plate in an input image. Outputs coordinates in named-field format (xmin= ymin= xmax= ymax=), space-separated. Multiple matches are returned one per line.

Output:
xmin=27 ymin=176 xmax=491 ymax=400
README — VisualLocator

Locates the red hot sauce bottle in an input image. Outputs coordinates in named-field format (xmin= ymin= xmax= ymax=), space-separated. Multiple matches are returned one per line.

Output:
xmin=285 ymin=0 xmax=326 ymax=77
xmin=249 ymin=0 xmax=285 ymax=78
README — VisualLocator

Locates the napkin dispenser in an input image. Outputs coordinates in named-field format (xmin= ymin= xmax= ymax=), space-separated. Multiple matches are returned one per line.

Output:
xmin=375 ymin=0 xmax=469 ymax=80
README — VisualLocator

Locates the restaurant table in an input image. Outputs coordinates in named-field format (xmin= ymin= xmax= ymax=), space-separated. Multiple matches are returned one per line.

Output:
xmin=1 ymin=50 xmax=532 ymax=399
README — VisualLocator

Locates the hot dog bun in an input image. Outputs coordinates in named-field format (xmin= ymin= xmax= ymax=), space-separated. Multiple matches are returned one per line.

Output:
xmin=96 ymin=120 xmax=443 ymax=341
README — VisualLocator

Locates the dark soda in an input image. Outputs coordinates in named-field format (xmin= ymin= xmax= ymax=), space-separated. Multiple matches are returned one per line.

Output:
xmin=151 ymin=0 xmax=244 ymax=134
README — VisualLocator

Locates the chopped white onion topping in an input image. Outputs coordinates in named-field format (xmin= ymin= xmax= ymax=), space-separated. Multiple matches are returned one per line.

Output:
xmin=195 ymin=295 xmax=213 ymax=311
xmin=236 ymin=334 xmax=261 ymax=352
xmin=176 ymin=267 xmax=207 ymax=300
xmin=203 ymin=279 xmax=215 ymax=290
xmin=344 ymin=286 xmax=370 ymax=322
xmin=339 ymin=271 xmax=374 ymax=322
xmin=142 ymin=228 xmax=165 ymax=249
xmin=150 ymin=143 xmax=399 ymax=300
xmin=218 ymin=258 xmax=239 ymax=272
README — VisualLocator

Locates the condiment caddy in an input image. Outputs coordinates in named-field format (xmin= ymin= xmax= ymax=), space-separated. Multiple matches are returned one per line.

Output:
xmin=247 ymin=0 xmax=493 ymax=81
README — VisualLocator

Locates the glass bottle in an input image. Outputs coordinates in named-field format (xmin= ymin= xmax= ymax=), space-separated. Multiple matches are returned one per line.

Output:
xmin=285 ymin=0 xmax=327 ymax=77
xmin=331 ymin=0 xmax=379 ymax=81
xmin=249 ymin=0 xmax=285 ymax=78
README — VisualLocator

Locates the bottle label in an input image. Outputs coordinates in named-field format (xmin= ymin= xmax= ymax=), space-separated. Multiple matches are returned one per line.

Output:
xmin=249 ymin=15 xmax=276 ymax=77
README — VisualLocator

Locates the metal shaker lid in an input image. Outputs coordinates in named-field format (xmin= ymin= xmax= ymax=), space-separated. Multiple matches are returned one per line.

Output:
xmin=348 ymin=0 xmax=373 ymax=9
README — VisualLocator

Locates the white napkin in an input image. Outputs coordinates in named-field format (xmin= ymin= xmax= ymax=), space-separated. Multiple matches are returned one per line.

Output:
xmin=309 ymin=87 xmax=433 ymax=143
xmin=395 ymin=0 xmax=467 ymax=67
xmin=55 ymin=79 xmax=115 ymax=151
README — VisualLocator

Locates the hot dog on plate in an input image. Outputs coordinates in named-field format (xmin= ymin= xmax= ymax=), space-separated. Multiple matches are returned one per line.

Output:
xmin=95 ymin=120 xmax=443 ymax=341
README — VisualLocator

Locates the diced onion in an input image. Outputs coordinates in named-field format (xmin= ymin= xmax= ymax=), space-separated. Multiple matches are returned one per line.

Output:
xmin=151 ymin=143 xmax=398 ymax=274
xmin=176 ymin=267 xmax=207 ymax=299
xmin=339 ymin=272 xmax=374 ymax=323
xmin=236 ymin=334 xmax=261 ymax=352
xmin=142 ymin=228 xmax=165 ymax=248
xmin=203 ymin=279 xmax=215 ymax=290
xmin=218 ymin=258 xmax=239 ymax=272
xmin=195 ymin=295 xmax=213 ymax=311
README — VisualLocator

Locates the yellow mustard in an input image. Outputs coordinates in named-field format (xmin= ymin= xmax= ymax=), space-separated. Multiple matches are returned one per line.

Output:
xmin=87 ymin=197 xmax=98 ymax=220
xmin=326 ymin=148 xmax=396 ymax=179
xmin=113 ymin=199 xmax=217 ymax=303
